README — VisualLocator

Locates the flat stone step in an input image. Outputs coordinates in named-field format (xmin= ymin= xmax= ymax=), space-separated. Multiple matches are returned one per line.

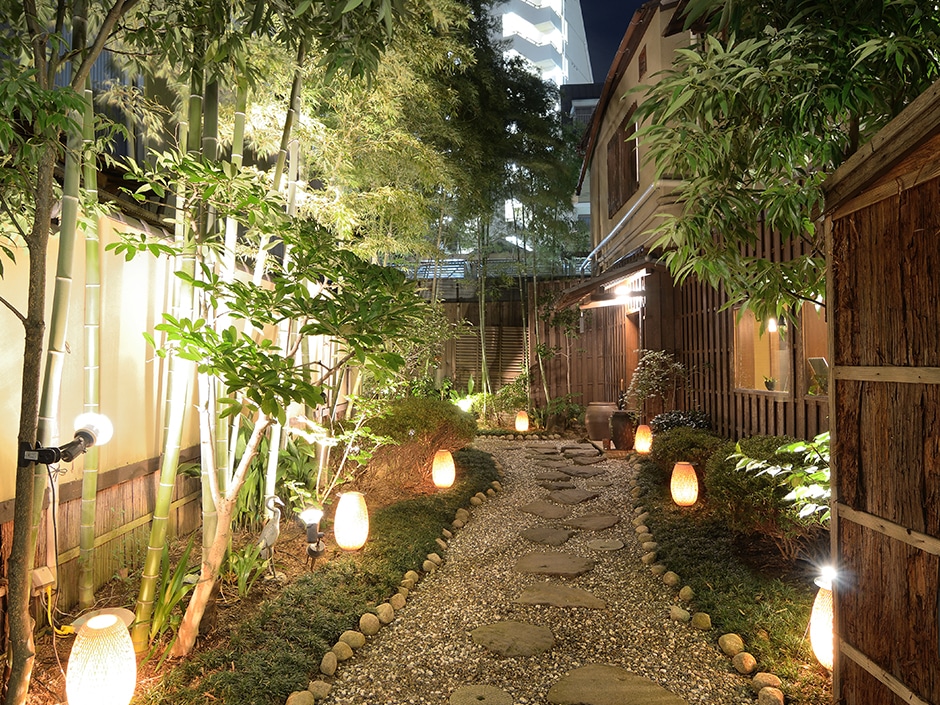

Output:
xmin=538 ymin=480 xmax=578 ymax=490
xmin=548 ymin=488 xmax=600 ymax=505
xmin=547 ymin=664 xmax=690 ymax=704
xmin=514 ymin=582 xmax=606 ymax=609
xmin=450 ymin=685 xmax=513 ymax=705
xmin=572 ymin=455 xmax=607 ymax=466
xmin=520 ymin=526 xmax=576 ymax=546
xmin=587 ymin=538 xmax=624 ymax=551
xmin=515 ymin=551 xmax=595 ymax=577
xmin=535 ymin=470 xmax=571 ymax=481
xmin=558 ymin=466 xmax=607 ymax=478
xmin=519 ymin=500 xmax=572 ymax=519
xmin=471 ymin=621 xmax=555 ymax=657
xmin=562 ymin=513 xmax=621 ymax=531
xmin=537 ymin=459 xmax=571 ymax=469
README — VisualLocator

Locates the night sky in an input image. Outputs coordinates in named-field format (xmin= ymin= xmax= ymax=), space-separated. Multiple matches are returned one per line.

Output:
xmin=581 ymin=0 xmax=648 ymax=83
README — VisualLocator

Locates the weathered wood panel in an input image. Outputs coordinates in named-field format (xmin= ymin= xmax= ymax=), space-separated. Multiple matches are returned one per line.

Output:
xmin=828 ymin=153 xmax=940 ymax=702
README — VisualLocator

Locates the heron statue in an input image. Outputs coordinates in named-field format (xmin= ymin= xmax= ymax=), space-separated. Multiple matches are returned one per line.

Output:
xmin=258 ymin=495 xmax=285 ymax=576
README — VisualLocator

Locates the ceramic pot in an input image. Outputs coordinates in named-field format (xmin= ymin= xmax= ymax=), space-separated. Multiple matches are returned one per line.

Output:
xmin=584 ymin=402 xmax=618 ymax=441
xmin=610 ymin=411 xmax=635 ymax=450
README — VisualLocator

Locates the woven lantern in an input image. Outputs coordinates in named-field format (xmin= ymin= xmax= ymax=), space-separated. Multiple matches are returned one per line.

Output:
xmin=432 ymin=449 xmax=456 ymax=489
xmin=670 ymin=462 xmax=698 ymax=507
xmin=810 ymin=569 xmax=835 ymax=670
xmin=334 ymin=491 xmax=369 ymax=550
xmin=515 ymin=410 xmax=529 ymax=432
xmin=66 ymin=613 xmax=136 ymax=705
xmin=634 ymin=424 xmax=652 ymax=454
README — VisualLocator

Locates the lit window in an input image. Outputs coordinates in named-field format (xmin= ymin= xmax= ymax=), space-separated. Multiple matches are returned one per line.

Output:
xmin=734 ymin=308 xmax=790 ymax=392
xmin=802 ymin=302 xmax=828 ymax=396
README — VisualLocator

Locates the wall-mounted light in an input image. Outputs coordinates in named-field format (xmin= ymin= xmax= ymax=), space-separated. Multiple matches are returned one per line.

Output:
xmin=515 ymin=411 xmax=529 ymax=433
xmin=18 ymin=413 xmax=113 ymax=466
xmin=299 ymin=507 xmax=325 ymax=563
xmin=334 ymin=492 xmax=369 ymax=551
xmin=65 ymin=612 xmax=136 ymax=705
xmin=766 ymin=318 xmax=778 ymax=333
xmin=809 ymin=566 xmax=836 ymax=671
xmin=634 ymin=424 xmax=652 ymax=454
xmin=670 ymin=462 xmax=698 ymax=507
xmin=432 ymin=450 xmax=456 ymax=489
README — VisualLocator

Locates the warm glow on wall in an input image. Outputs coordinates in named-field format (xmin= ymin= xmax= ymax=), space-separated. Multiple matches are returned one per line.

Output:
xmin=670 ymin=462 xmax=698 ymax=507
xmin=432 ymin=450 xmax=456 ymax=489
xmin=66 ymin=613 xmax=137 ymax=705
xmin=634 ymin=424 xmax=652 ymax=454
xmin=515 ymin=411 xmax=529 ymax=432
xmin=810 ymin=567 xmax=835 ymax=670
xmin=334 ymin=492 xmax=369 ymax=550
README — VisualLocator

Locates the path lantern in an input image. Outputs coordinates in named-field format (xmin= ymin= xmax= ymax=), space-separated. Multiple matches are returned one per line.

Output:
xmin=810 ymin=567 xmax=836 ymax=670
xmin=515 ymin=411 xmax=529 ymax=432
xmin=670 ymin=462 xmax=698 ymax=507
xmin=66 ymin=613 xmax=136 ymax=705
xmin=634 ymin=424 xmax=652 ymax=454
xmin=334 ymin=492 xmax=369 ymax=551
xmin=432 ymin=449 xmax=456 ymax=489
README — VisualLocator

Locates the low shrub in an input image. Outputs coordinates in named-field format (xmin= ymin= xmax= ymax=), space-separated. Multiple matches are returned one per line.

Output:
xmin=650 ymin=409 xmax=711 ymax=433
xmin=649 ymin=426 xmax=722 ymax=480
xmin=359 ymin=397 xmax=477 ymax=505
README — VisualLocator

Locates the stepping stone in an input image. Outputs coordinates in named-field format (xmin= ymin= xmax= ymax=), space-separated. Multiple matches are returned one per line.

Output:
xmin=515 ymin=551 xmax=595 ymax=577
xmin=563 ymin=513 xmax=620 ymax=530
xmin=535 ymin=470 xmax=571 ymax=481
xmin=538 ymin=459 xmax=570 ymax=469
xmin=548 ymin=488 xmax=600 ymax=505
xmin=547 ymin=664 xmax=689 ymax=705
xmin=471 ymin=621 xmax=555 ymax=657
xmin=573 ymin=455 xmax=606 ymax=466
xmin=520 ymin=526 xmax=576 ymax=546
xmin=539 ymin=480 xmax=578 ymax=490
xmin=519 ymin=500 xmax=572 ymax=519
xmin=561 ymin=444 xmax=598 ymax=453
xmin=587 ymin=538 xmax=624 ymax=551
xmin=585 ymin=479 xmax=613 ymax=489
xmin=451 ymin=685 xmax=513 ymax=705
xmin=559 ymin=466 xmax=607 ymax=478
xmin=514 ymin=582 xmax=606 ymax=609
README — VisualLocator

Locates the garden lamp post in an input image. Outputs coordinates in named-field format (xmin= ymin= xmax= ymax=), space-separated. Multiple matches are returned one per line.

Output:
xmin=299 ymin=507 xmax=326 ymax=563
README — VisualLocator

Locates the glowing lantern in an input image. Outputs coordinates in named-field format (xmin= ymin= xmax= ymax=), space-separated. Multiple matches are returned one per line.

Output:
xmin=810 ymin=567 xmax=836 ymax=670
xmin=66 ymin=613 xmax=136 ymax=705
xmin=767 ymin=317 xmax=778 ymax=333
xmin=634 ymin=424 xmax=653 ymax=454
xmin=432 ymin=450 xmax=456 ymax=489
xmin=334 ymin=491 xmax=369 ymax=550
xmin=515 ymin=411 xmax=529 ymax=432
xmin=670 ymin=462 xmax=698 ymax=507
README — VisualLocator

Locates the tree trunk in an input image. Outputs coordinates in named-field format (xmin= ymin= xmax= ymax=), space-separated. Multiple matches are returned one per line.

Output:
xmin=172 ymin=415 xmax=272 ymax=656
xmin=6 ymin=145 xmax=56 ymax=705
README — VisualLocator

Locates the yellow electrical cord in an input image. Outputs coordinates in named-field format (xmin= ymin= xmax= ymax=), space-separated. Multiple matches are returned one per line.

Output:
xmin=45 ymin=585 xmax=74 ymax=636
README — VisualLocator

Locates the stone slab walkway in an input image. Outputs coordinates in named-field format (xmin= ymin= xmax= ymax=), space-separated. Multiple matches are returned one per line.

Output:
xmin=321 ymin=439 xmax=752 ymax=705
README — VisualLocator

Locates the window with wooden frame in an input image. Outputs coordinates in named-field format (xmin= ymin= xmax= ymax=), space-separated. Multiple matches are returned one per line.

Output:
xmin=733 ymin=308 xmax=791 ymax=392
xmin=606 ymin=104 xmax=639 ymax=218
xmin=801 ymin=302 xmax=828 ymax=396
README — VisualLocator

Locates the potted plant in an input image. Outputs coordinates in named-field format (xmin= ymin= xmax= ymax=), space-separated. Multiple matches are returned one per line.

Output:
xmin=763 ymin=376 xmax=776 ymax=391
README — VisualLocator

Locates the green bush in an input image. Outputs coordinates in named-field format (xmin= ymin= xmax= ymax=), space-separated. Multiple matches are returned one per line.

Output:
xmin=705 ymin=435 xmax=821 ymax=563
xmin=649 ymin=426 xmax=722 ymax=479
xmin=367 ymin=396 xmax=476 ymax=443
xmin=650 ymin=409 xmax=711 ymax=433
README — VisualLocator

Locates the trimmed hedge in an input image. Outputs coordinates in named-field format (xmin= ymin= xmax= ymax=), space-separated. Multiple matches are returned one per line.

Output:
xmin=649 ymin=426 xmax=723 ymax=481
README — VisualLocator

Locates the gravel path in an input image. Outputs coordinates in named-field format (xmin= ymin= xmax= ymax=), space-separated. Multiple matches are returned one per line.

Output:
xmin=322 ymin=439 xmax=753 ymax=704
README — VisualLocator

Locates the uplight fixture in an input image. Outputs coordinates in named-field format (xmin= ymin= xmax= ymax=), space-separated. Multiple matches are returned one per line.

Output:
xmin=299 ymin=507 xmax=326 ymax=563
xmin=18 ymin=413 xmax=114 ymax=466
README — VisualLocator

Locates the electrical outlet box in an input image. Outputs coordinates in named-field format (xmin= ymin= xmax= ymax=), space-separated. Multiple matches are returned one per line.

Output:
xmin=30 ymin=566 xmax=55 ymax=595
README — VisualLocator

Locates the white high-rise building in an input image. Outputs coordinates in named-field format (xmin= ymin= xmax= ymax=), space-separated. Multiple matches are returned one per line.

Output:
xmin=495 ymin=0 xmax=593 ymax=87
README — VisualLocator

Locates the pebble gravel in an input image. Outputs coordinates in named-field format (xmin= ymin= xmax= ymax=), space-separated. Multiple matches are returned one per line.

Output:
xmin=322 ymin=439 xmax=753 ymax=704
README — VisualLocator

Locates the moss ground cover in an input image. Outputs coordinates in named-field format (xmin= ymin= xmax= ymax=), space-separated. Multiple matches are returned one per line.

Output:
xmin=635 ymin=457 xmax=831 ymax=704
xmin=141 ymin=448 xmax=499 ymax=705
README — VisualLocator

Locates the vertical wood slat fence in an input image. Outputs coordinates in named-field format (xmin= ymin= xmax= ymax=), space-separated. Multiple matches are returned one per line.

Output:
xmin=824 ymin=78 xmax=940 ymax=705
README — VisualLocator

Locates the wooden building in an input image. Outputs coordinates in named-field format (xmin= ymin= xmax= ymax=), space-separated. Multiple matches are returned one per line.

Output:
xmin=538 ymin=0 xmax=829 ymax=440
xmin=823 ymin=78 xmax=940 ymax=705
